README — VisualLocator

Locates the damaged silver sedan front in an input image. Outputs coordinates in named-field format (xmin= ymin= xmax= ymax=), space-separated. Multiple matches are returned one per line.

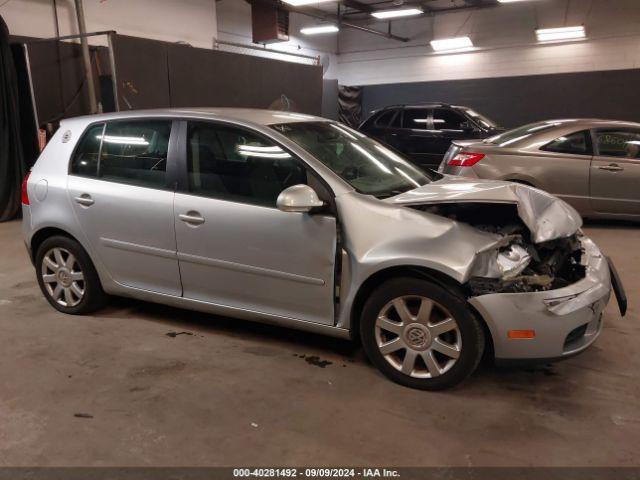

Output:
xmin=24 ymin=110 xmax=626 ymax=391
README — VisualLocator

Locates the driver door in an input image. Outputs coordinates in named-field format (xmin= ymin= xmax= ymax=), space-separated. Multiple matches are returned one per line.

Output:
xmin=173 ymin=121 xmax=337 ymax=325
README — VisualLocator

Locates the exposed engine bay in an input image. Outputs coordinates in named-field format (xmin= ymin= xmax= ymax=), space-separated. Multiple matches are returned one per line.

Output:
xmin=411 ymin=203 xmax=587 ymax=296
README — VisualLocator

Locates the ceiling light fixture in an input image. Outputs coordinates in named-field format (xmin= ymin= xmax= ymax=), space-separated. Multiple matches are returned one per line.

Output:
xmin=371 ymin=8 xmax=423 ymax=19
xmin=497 ymin=0 xmax=534 ymax=3
xmin=282 ymin=0 xmax=335 ymax=6
xmin=430 ymin=36 xmax=474 ymax=52
xmin=535 ymin=25 xmax=586 ymax=42
xmin=300 ymin=24 xmax=339 ymax=35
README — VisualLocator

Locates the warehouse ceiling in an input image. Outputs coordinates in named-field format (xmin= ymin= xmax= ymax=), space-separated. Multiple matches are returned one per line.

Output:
xmin=292 ymin=0 xmax=499 ymax=19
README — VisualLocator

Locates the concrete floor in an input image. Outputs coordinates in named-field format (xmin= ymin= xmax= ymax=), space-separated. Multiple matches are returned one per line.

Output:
xmin=0 ymin=219 xmax=638 ymax=467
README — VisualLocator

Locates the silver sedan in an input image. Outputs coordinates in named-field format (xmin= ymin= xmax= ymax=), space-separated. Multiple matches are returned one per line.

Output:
xmin=439 ymin=119 xmax=640 ymax=220
xmin=22 ymin=109 xmax=625 ymax=390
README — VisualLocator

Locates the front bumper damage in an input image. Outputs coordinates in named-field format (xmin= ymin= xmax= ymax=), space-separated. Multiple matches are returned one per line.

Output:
xmin=469 ymin=236 xmax=614 ymax=362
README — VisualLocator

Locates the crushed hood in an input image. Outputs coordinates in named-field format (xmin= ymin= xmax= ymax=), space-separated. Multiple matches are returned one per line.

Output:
xmin=389 ymin=176 xmax=582 ymax=243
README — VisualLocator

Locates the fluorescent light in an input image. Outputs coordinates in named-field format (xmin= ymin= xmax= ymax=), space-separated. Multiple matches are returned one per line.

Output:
xmin=282 ymin=0 xmax=334 ymax=6
xmin=536 ymin=25 xmax=586 ymax=42
xmin=300 ymin=25 xmax=339 ymax=35
xmin=371 ymin=8 xmax=423 ymax=19
xmin=430 ymin=36 xmax=473 ymax=52
xmin=97 ymin=135 xmax=149 ymax=145
xmin=237 ymin=145 xmax=291 ymax=159
xmin=498 ymin=0 xmax=533 ymax=3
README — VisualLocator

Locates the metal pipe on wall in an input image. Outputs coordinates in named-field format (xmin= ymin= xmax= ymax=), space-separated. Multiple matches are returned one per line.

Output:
xmin=73 ymin=0 xmax=98 ymax=113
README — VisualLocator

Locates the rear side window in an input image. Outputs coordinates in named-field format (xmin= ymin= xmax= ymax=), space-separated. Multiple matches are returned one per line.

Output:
xmin=99 ymin=120 xmax=172 ymax=188
xmin=70 ymin=123 xmax=104 ymax=176
xmin=541 ymin=130 xmax=592 ymax=155
xmin=402 ymin=109 xmax=430 ymax=129
xmin=70 ymin=120 xmax=172 ymax=189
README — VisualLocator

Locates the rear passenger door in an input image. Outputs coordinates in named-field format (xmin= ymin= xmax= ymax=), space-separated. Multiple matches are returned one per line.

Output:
xmin=399 ymin=107 xmax=442 ymax=170
xmin=67 ymin=119 xmax=182 ymax=296
xmin=173 ymin=121 xmax=337 ymax=325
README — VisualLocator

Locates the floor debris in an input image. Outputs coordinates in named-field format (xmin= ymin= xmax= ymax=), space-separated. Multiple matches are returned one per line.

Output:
xmin=74 ymin=413 xmax=94 ymax=419
xmin=165 ymin=331 xmax=194 ymax=338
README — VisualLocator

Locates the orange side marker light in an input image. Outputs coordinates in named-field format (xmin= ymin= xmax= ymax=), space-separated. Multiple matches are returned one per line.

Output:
xmin=508 ymin=330 xmax=536 ymax=339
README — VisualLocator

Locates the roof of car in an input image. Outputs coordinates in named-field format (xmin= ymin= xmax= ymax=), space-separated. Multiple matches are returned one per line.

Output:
xmin=64 ymin=108 xmax=328 ymax=126
xmin=380 ymin=102 xmax=453 ymax=110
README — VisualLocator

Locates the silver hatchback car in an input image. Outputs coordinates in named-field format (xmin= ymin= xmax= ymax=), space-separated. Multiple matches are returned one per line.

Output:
xmin=22 ymin=109 xmax=626 ymax=390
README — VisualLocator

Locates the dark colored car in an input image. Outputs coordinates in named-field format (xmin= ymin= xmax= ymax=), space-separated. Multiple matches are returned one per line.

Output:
xmin=359 ymin=103 xmax=504 ymax=170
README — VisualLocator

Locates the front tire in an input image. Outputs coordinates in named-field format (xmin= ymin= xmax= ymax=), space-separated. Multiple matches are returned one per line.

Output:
xmin=35 ymin=235 xmax=107 ymax=315
xmin=360 ymin=277 xmax=484 ymax=390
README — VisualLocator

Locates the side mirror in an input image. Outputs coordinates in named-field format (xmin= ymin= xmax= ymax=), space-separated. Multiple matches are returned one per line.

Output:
xmin=276 ymin=184 xmax=325 ymax=213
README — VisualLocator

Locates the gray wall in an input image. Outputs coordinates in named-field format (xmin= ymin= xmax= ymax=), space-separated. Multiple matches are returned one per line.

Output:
xmin=112 ymin=34 xmax=324 ymax=115
xmin=321 ymin=79 xmax=338 ymax=120
xmin=361 ymin=69 xmax=640 ymax=128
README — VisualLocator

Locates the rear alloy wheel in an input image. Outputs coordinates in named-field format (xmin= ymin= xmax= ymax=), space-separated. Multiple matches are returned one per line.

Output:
xmin=41 ymin=247 xmax=85 ymax=308
xmin=361 ymin=277 xmax=484 ymax=390
xmin=36 ymin=235 xmax=107 ymax=315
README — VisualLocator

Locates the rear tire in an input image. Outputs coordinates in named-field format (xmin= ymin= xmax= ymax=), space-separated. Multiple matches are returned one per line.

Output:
xmin=360 ymin=277 xmax=484 ymax=390
xmin=35 ymin=235 xmax=107 ymax=315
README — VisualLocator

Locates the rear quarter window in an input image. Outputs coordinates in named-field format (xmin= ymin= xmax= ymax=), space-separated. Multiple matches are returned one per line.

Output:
xmin=70 ymin=123 xmax=105 ymax=176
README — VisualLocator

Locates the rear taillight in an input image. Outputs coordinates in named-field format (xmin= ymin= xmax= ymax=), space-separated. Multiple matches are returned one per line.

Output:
xmin=447 ymin=151 xmax=485 ymax=167
xmin=21 ymin=172 xmax=31 ymax=205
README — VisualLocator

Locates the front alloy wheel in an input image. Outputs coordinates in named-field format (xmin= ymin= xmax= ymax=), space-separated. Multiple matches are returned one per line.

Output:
xmin=360 ymin=277 xmax=485 ymax=390
xmin=375 ymin=296 xmax=461 ymax=378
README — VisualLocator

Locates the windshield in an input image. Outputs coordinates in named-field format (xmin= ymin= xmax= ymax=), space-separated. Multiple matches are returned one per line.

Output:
xmin=460 ymin=107 xmax=499 ymax=129
xmin=272 ymin=121 xmax=431 ymax=198
xmin=484 ymin=120 xmax=575 ymax=146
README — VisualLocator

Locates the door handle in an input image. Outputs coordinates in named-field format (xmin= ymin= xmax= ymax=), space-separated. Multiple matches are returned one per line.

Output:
xmin=74 ymin=194 xmax=94 ymax=206
xmin=179 ymin=212 xmax=205 ymax=225
xmin=599 ymin=163 xmax=624 ymax=172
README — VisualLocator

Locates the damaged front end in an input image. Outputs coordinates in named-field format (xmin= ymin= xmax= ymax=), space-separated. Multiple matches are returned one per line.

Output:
xmin=388 ymin=178 xmax=621 ymax=361
xmin=413 ymin=203 xmax=585 ymax=296
xmin=412 ymin=202 xmax=587 ymax=296
xmin=391 ymin=178 xmax=587 ymax=298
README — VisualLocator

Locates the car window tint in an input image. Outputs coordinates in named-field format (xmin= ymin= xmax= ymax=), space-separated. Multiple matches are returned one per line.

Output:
xmin=542 ymin=130 xmax=591 ymax=155
xmin=70 ymin=123 xmax=105 ymax=177
xmin=375 ymin=110 xmax=396 ymax=127
xmin=595 ymin=129 xmax=640 ymax=159
xmin=187 ymin=122 xmax=308 ymax=208
xmin=432 ymin=108 xmax=466 ymax=131
xmin=402 ymin=109 xmax=430 ymax=129
xmin=98 ymin=120 xmax=171 ymax=188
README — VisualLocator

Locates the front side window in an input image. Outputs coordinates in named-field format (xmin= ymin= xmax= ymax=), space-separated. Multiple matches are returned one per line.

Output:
xmin=432 ymin=108 xmax=467 ymax=131
xmin=187 ymin=122 xmax=308 ymax=207
xmin=542 ymin=130 xmax=592 ymax=155
xmin=458 ymin=107 xmax=498 ymax=129
xmin=595 ymin=129 xmax=640 ymax=159
xmin=402 ymin=109 xmax=431 ymax=130
xmin=272 ymin=122 xmax=431 ymax=198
